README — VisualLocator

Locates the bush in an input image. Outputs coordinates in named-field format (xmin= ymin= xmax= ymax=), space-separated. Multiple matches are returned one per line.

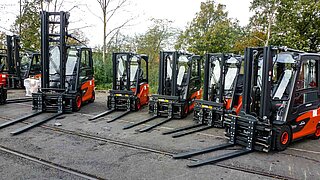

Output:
xmin=93 ymin=52 xmax=113 ymax=89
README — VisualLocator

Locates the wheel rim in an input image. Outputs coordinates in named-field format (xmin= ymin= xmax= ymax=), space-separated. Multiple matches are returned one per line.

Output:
xmin=281 ymin=132 xmax=289 ymax=145
xmin=76 ymin=96 xmax=81 ymax=109
xmin=315 ymin=128 xmax=320 ymax=137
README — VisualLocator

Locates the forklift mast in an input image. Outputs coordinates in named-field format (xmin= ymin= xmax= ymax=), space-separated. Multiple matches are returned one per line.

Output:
xmin=40 ymin=11 xmax=69 ymax=91
xmin=241 ymin=47 xmax=264 ymax=116
xmin=203 ymin=53 xmax=243 ymax=110
xmin=5 ymin=35 xmax=22 ymax=88
xmin=203 ymin=53 xmax=224 ymax=102
xmin=6 ymin=35 xmax=19 ymax=75
xmin=112 ymin=52 xmax=149 ymax=94
xmin=158 ymin=51 xmax=201 ymax=99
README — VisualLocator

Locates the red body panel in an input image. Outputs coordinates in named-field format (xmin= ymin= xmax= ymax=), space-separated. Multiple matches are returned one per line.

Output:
xmin=225 ymin=95 xmax=243 ymax=115
xmin=81 ymin=79 xmax=95 ymax=102
xmin=292 ymin=107 xmax=320 ymax=140
xmin=130 ymin=83 xmax=150 ymax=107
xmin=0 ymin=74 xmax=8 ymax=87
xmin=188 ymin=89 xmax=203 ymax=112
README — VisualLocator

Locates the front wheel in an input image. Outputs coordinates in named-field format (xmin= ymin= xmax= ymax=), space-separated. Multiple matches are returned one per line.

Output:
xmin=274 ymin=125 xmax=292 ymax=151
xmin=311 ymin=126 xmax=320 ymax=139
xmin=72 ymin=93 xmax=82 ymax=112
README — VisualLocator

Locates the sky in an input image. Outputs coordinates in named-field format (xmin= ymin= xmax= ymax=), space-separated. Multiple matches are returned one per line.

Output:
xmin=0 ymin=0 xmax=252 ymax=47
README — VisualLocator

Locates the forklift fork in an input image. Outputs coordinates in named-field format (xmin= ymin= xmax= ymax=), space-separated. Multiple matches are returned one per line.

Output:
xmin=171 ymin=125 xmax=212 ymax=138
xmin=173 ymin=114 xmax=256 ymax=167
xmin=0 ymin=111 xmax=42 ymax=129
xmin=162 ymin=123 xmax=204 ymax=135
xmin=106 ymin=110 xmax=131 ymax=123
xmin=6 ymin=97 xmax=33 ymax=104
xmin=123 ymin=116 xmax=158 ymax=129
xmin=173 ymin=143 xmax=234 ymax=159
xmin=88 ymin=109 xmax=116 ymax=121
xmin=138 ymin=117 xmax=172 ymax=132
xmin=187 ymin=148 xmax=252 ymax=167
xmin=10 ymin=112 xmax=63 ymax=135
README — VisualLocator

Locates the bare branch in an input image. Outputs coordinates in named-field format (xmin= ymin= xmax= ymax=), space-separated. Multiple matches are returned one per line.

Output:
xmin=68 ymin=25 xmax=95 ymax=31
xmin=106 ymin=28 xmax=121 ymax=48
xmin=106 ymin=0 xmax=128 ymax=23
xmin=105 ymin=16 xmax=134 ymax=39
xmin=84 ymin=4 xmax=104 ymax=22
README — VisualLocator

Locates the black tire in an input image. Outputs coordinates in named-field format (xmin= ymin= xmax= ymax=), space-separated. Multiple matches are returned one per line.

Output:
xmin=274 ymin=125 xmax=292 ymax=151
xmin=311 ymin=126 xmax=320 ymax=140
xmin=72 ymin=93 xmax=82 ymax=112
xmin=89 ymin=91 xmax=95 ymax=103
xmin=135 ymin=98 xmax=141 ymax=111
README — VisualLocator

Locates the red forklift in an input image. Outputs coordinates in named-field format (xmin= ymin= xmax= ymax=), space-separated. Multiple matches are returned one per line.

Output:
xmin=0 ymin=35 xmax=41 ymax=104
xmin=123 ymin=51 xmax=202 ymax=132
xmin=174 ymin=46 xmax=320 ymax=167
xmin=0 ymin=49 xmax=7 ymax=104
xmin=0 ymin=11 xmax=95 ymax=135
xmin=0 ymin=35 xmax=41 ymax=88
xmin=163 ymin=53 xmax=243 ymax=138
xmin=88 ymin=52 xmax=149 ymax=122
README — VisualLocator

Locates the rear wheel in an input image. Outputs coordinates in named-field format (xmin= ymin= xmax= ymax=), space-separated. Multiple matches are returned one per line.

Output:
xmin=275 ymin=125 xmax=292 ymax=151
xmin=72 ymin=93 xmax=82 ymax=112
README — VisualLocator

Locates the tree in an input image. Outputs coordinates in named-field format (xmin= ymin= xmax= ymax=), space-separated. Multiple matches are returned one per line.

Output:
xmin=12 ymin=1 xmax=41 ymax=50
xmin=175 ymin=1 xmax=241 ymax=55
xmin=95 ymin=0 xmax=131 ymax=63
xmin=233 ymin=28 xmax=266 ymax=53
xmin=0 ymin=32 xmax=6 ymax=49
xmin=249 ymin=0 xmax=280 ymax=46
xmin=136 ymin=19 xmax=178 ymax=62
xmin=249 ymin=0 xmax=320 ymax=52
xmin=272 ymin=0 xmax=320 ymax=52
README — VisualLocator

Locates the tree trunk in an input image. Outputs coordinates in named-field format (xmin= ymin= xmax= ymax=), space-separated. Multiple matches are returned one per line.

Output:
xmin=102 ymin=0 xmax=107 ymax=63
xmin=265 ymin=15 xmax=272 ymax=46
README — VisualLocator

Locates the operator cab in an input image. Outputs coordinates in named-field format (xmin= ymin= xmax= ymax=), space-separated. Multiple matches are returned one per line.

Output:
xmin=20 ymin=52 xmax=41 ymax=79
xmin=208 ymin=55 xmax=242 ymax=103
xmin=161 ymin=53 xmax=201 ymax=100
xmin=48 ymin=46 xmax=93 ymax=93
xmin=115 ymin=54 xmax=147 ymax=91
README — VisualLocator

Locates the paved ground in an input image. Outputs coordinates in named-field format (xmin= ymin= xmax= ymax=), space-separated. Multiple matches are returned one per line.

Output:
xmin=0 ymin=90 xmax=319 ymax=180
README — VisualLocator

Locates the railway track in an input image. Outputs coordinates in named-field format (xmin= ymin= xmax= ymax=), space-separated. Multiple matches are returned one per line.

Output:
xmin=0 ymin=144 xmax=103 ymax=180
xmin=0 ymin=115 xmax=297 ymax=180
